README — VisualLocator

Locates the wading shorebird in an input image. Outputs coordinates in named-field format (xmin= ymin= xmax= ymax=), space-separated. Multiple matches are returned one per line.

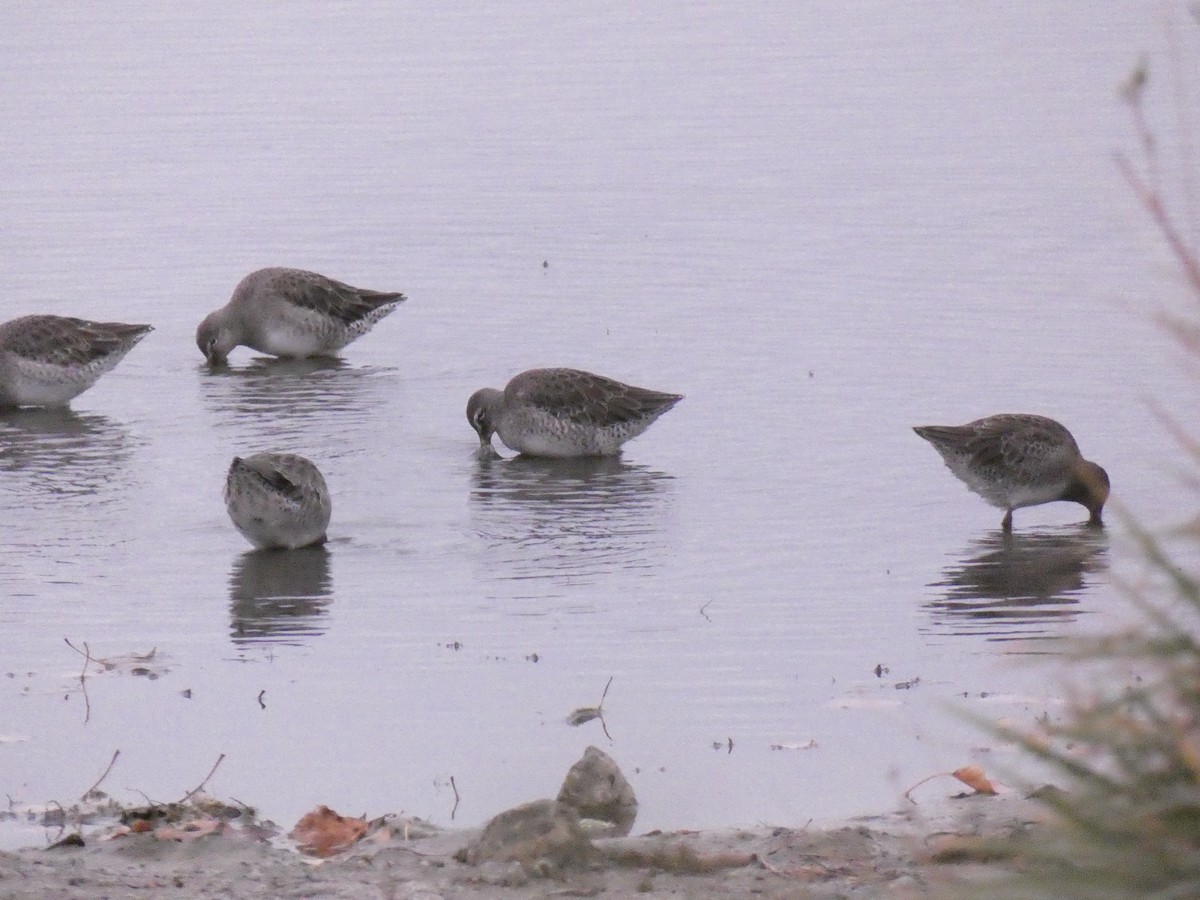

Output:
xmin=196 ymin=267 xmax=405 ymax=365
xmin=0 ymin=314 xmax=152 ymax=408
xmin=223 ymin=452 xmax=331 ymax=550
xmin=914 ymin=414 xmax=1109 ymax=531
xmin=467 ymin=367 xmax=683 ymax=458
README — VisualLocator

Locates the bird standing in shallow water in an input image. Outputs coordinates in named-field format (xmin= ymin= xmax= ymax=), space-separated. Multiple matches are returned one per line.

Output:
xmin=467 ymin=368 xmax=683 ymax=458
xmin=0 ymin=314 xmax=152 ymax=408
xmin=196 ymin=267 xmax=405 ymax=365
xmin=913 ymin=414 xmax=1109 ymax=531
xmin=223 ymin=453 xmax=331 ymax=550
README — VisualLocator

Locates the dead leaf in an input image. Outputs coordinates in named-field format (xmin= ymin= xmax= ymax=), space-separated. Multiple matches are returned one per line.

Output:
xmin=130 ymin=819 xmax=154 ymax=834
xmin=1177 ymin=729 xmax=1200 ymax=777
xmin=952 ymin=765 xmax=998 ymax=795
xmin=290 ymin=805 xmax=368 ymax=857
xmin=155 ymin=817 xmax=223 ymax=842
xmin=566 ymin=707 xmax=602 ymax=726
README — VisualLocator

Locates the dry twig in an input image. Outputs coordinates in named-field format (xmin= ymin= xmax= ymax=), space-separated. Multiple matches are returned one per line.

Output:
xmin=81 ymin=749 xmax=121 ymax=800
xmin=180 ymin=753 xmax=226 ymax=804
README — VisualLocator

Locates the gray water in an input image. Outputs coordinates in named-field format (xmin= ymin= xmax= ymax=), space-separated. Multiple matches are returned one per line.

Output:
xmin=0 ymin=3 xmax=1194 ymax=842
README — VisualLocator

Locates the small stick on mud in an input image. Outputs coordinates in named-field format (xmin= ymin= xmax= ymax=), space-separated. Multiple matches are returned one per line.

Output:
xmin=758 ymin=855 xmax=788 ymax=877
xmin=131 ymin=790 xmax=158 ymax=808
xmin=64 ymin=638 xmax=96 ymax=723
xmin=903 ymin=774 xmax=938 ymax=804
xmin=597 ymin=676 xmax=614 ymax=740
xmin=450 ymin=776 xmax=460 ymax=820
xmin=257 ymin=690 xmax=266 ymax=709
xmin=81 ymin=750 xmax=121 ymax=800
xmin=180 ymin=753 xmax=226 ymax=804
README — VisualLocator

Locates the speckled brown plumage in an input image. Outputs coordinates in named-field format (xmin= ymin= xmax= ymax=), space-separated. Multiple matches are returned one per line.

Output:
xmin=0 ymin=314 xmax=152 ymax=407
xmin=196 ymin=267 xmax=405 ymax=364
xmin=224 ymin=453 xmax=331 ymax=550
xmin=468 ymin=368 xmax=683 ymax=458
xmin=914 ymin=414 xmax=1109 ymax=530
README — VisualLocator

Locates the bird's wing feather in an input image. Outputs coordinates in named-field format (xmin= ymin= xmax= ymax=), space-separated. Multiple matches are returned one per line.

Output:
xmin=508 ymin=368 xmax=681 ymax=427
xmin=277 ymin=271 xmax=405 ymax=325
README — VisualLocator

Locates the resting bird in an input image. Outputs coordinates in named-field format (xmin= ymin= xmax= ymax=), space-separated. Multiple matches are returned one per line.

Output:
xmin=0 ymin=314 xmax=152 ymax=408
xmin=223 ymin=453 xmax=331 ymax=550
xmin=196 ymin=267 xmax=405 ymax=364
xmin=914 ymin=414 xmax=1109 ymax=530
xmin=467 ymin=367 xmax=682 ymax=458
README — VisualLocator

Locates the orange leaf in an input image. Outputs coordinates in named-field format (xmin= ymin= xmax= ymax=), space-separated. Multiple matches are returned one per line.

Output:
xmin=1177 ymin=730 xmax=1200 ymax=777
xmin=289 ymin=805 xmax=368 ymax=857
xmin=129 ymin=819 xmax=154 ymax=833
xmin=952 ymin=765 xmax=997 ymax=795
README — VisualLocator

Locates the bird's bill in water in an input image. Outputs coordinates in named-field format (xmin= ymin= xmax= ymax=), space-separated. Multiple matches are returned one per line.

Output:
xmin=474 ymin=439 xmax=500 ymax=460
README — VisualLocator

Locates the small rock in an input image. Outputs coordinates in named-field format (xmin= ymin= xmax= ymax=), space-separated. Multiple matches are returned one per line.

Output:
xmin=459 ymin=799 xmax=593 ymax=873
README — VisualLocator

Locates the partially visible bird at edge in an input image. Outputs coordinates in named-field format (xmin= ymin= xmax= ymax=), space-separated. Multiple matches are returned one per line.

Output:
xmin=0 ymin=314 xmax=153 ymax=408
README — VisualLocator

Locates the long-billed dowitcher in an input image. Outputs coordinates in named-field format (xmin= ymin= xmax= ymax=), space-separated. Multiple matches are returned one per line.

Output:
xmin=196 ymin=267 xmax=405 ymax=364
xmin=223 ymin=453 xmax=332 ymax=550
xmin=914 ymin=414 xmax=1109 ymax=530
xmin=467 ymin=368 xmax=682 ymax=458
xmin=0 ymin=314 xmax=152 ymax=408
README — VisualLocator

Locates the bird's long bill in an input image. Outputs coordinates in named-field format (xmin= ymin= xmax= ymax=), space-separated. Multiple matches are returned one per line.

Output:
xmin=474 ymin=438 xmax=500 ymax=460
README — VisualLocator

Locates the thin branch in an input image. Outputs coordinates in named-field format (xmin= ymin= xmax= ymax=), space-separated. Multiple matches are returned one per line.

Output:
xmin=1117 ymin=153 xmax=1200 ymax=294
xmin=179 ymin=753 xmax=226 ymax=804
xmin=1165 ymin=7 xmax=1199 ymax=241
xmin=599 ymin=676 xmax=613 ymax=707
xmin=64 ymin=639 xmax=94 ymax=724
xmin=81 ymin=750 xmax=120 ymax=800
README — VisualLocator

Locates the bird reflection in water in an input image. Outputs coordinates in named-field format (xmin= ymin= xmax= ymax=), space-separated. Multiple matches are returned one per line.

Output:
xmin=229 ymin=546 xmax=333 ymax=647
xmin=198 ymin=356 xmax=395 ymax=451
xmin=469 ymin=454 xmax=674 ymax=584
xmin=925 ymin=527 xmax=1109 ymax=643
xmin=0 ymin=407 xmax=135 ymax=503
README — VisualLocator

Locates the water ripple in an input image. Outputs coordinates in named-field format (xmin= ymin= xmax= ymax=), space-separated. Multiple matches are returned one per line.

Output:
xmin=923 ymin=526 xmax=1110 ymax=642
xmin=0 ymin=408 xmax=138 ymax=504
xmin=228 ymin=546 xmax=333 ymax=647
xmin=197 ymin=358 xmax=398 ymax=457
xmin=469 ymin=455 xmax=674 ymax=586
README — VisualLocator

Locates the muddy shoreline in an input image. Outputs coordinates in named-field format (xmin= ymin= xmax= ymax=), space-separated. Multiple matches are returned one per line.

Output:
xmin=0 ymin=792 xmax=1046 ymax=899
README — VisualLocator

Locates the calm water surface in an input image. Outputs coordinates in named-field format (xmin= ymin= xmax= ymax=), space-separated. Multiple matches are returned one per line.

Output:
xmin=0 ymin=3 xmax=1194 ymax=843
